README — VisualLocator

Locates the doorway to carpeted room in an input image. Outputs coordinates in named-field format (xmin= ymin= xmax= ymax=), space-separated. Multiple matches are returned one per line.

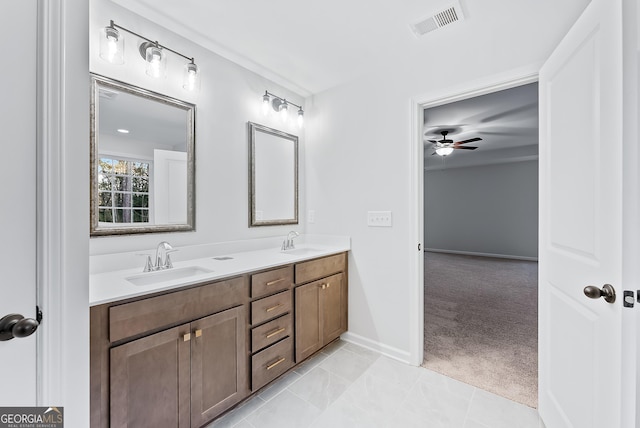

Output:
xmin=422 ymin=252 xmax=538 ymax=408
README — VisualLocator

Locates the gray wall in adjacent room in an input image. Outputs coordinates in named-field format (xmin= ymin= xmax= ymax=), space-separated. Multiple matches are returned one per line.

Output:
xmin=424 ymin=160 xmax=538 ymax=259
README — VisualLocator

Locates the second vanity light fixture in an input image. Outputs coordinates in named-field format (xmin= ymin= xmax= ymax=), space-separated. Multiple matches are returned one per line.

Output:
xmin=99 ymin=20 xmax=200 ymax=91
xmin=262 ymin=91 xmax=304 ymax=128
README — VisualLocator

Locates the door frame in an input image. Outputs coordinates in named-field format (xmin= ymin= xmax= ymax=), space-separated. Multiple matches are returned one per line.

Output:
xmin=408 ymin=64 xmax=540 ymax=367
xmin=36 ymin=0 xmax=90 ymax=425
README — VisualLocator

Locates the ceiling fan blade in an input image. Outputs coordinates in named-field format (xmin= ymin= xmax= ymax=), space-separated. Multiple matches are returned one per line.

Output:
xmin=454 ymin=137 xmax=482 ymax=145
xmin=454 ymin=146 xmax=477 ymax=150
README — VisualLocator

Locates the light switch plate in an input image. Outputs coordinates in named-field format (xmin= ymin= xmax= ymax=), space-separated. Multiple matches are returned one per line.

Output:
xmin=367 ymin=211 xmax=392 ymax=227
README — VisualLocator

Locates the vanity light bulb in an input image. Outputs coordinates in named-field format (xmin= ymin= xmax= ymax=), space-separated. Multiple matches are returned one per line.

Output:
xmin=262 ymin=94 xmax=270 ymax=116
xmin=297 ymin=108 xmax=304 ymax=128
xmin=182 ymin=62 xmax=199 ymax=91
xmin=145 ymin=45 xmax=166 ymax=78
xmin=279 ymin=102 xmax=289 ymax=124
xmin=99 ymin=26 xmax=124 ymax=65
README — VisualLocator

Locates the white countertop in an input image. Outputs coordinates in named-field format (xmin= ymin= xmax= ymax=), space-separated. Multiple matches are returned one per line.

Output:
xmin=90 ymin=235 xmax=350 ymax=306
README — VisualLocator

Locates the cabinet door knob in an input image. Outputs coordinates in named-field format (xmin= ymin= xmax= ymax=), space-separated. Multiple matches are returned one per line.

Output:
xmin=183 ymin=333 xmax=191 ymax=342
xmin=320 ymin=284 xmax=326 ymax=290
xmin=195 ymin=329 xmax=202 ymax=338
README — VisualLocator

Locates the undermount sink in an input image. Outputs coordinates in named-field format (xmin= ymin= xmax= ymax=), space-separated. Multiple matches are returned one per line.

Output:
xmin=126 ymin=266 xmax=213 ymax=286
xmin=280 ymin=247 xmax=322 ymax=256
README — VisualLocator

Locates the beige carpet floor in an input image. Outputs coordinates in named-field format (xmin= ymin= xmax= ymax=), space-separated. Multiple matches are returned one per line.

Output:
xmin=422 ymin=251 xmax=538 ymax=408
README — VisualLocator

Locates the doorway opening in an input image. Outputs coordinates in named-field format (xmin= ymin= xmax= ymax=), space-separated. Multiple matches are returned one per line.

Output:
xmin=421 ymin=82 xmax=539 ymax=408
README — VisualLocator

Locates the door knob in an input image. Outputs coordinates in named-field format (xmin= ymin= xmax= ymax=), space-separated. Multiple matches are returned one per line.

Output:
xmin=583 ymin=284 xmax=616 ymax=303
xmin=0 ymin=311 xmax=41 ymax=341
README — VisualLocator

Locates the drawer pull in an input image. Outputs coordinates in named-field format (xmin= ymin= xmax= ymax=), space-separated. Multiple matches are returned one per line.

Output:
xmin=195 ymin=329 xmax=202 ymax=338
xmin=266 ymin=357 xmax=286 ymax=370
xmin=265 ymin=327 xmax=286 ymax=339
xmin=266 ymin=278 xmax=285 ymax=286
xmin=266 ymin=304 xmax=283 ymax=313
xmin=183 ymin=333 xmax=191 ymax=342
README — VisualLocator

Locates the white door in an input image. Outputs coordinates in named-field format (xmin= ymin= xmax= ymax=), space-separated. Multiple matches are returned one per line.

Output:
xmin=0 ymin=0 xmax=38 ymax=405
xmin=539 ymin=0 xmax=632 ymax=427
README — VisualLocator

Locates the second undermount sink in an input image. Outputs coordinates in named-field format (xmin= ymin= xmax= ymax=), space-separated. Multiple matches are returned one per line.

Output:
xmin=126 ymin=266 xmax=213 ymax=286
xmin=281 ymin=247 xmax=322 ymax=256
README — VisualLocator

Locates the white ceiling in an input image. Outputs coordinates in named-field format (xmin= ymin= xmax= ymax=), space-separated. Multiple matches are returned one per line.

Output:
xmin=109 ymin=0 xmax=589 ymax=96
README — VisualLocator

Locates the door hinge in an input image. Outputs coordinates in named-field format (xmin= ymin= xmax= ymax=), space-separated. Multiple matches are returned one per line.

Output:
xmin=623 ymin=290 xmax=634 ymax=308
xmin=36 ymin=306 xmax=43 ymax=324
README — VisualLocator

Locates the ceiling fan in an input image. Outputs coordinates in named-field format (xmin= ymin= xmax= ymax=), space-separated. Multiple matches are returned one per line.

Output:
xmin=428 ymin=131 xmax=482 ymax=156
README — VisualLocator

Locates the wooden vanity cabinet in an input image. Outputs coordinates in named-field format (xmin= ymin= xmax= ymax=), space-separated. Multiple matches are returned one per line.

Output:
xmin=91 ymin=276 xmax=249 ymax=428
xmin=109 ymin=307 xmax=246 ymax=428
xmin=91 ymin=252 xmax=348 ymax=428
xmin=294 ymin=254 xmax=348 ymax=362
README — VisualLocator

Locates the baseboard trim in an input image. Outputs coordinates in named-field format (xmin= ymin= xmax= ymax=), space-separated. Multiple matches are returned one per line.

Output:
xmin=425 ymin=248 xmax=538 ymax=262
xmin=340 ymin=332 xmax=413 ymax=365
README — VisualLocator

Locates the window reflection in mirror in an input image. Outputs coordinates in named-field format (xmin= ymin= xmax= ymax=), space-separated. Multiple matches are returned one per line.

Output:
xmin=90 ymin=75 xmax=195 ymax=236
xmin=249 ymin=122 xmax=298 ymax=226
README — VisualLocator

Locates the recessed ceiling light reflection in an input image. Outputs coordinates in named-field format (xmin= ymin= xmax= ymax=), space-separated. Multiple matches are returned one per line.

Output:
xmin=117 ymin=128 xmax=130 ymax=134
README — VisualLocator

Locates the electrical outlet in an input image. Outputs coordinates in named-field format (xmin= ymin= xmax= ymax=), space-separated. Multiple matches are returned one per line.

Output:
xmin=367 ymin=211 xmax=392 ymax=227
xmin=308 ymin=210 xmax=315 ymax=224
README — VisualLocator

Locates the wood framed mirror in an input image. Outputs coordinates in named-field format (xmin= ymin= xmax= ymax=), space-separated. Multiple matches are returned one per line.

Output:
xmin=248 ymin=122 xmax=298 ymax=226
xmin=90 ymin=74 xmax=196 ymax=236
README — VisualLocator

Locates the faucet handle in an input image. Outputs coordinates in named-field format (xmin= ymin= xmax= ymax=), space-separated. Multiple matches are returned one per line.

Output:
xmin=136 ymin=253 xmax=154 ymax=272
xmin=165 ymin=253 xmax=174 ymax=269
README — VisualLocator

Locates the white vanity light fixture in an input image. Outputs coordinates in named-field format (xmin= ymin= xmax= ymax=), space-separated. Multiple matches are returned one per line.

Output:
xmin=261 ymin=90 xmax=304 ymax=128
xmin=99 ymin=20 xmax=200 ymax=91
xmin=99 ymin=21 xmax=124 ymax=64
xmin=183 ymin=60 xmax=200 ymax=91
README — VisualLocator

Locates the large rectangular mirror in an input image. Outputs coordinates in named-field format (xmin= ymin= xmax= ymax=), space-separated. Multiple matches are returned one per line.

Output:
xmin=249 ymin=122 xmax=298 ymax=226
xmin=90 ymin=75 xmax=196 ymax=236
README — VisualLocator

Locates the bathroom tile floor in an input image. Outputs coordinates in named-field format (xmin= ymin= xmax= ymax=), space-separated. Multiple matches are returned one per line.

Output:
xmin=207 ymin=340 xmax=544 ymax=428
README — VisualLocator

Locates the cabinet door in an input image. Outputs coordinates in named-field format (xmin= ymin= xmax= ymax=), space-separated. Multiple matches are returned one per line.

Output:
xmin=110 ymin=325 xmax=191 ymax=428
xmin=295 ymin=281 xmax=323 ymax=362
xmin=322 ymin=273 xmax=347 ymax=344
xmin=191 ymin=306 xmax=248 ymax=426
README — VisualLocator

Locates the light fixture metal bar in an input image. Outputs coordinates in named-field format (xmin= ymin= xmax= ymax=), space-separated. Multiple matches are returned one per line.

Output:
xmin=265 ymin=90 xmax=303 ymax=110
xmin=109 ymin=20 xmax=195 ymax=63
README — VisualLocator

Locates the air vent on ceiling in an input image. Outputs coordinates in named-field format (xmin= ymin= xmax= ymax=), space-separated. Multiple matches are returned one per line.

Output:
xmin=411 ymin=1 xmax=465 ymax=37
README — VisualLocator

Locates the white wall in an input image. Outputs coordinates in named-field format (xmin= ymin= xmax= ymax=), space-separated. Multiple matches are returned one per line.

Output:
xmin=304 ymin=1 xmax=590 ymax=359
xmin=424 ymin=160 xmax=538 ymax=259
xmin=90 ymin=0 xmax=307 ymax=255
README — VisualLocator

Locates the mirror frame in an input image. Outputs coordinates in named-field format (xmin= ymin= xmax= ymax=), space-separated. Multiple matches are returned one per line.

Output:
xmin=90 ymin=74 xmax=196 ymax=236
xmin=248 ymin=122 xmax=299 ymax=227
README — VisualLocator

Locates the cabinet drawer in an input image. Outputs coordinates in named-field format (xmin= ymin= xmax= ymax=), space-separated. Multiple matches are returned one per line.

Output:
xmin=251 ymin=313 xmax=292 ymax=353
xmin=295 ymin=253 xmax=346 ymax=284
xmin=251 ymin=266 xmax=293 ymax=299
xmin=251 ymin=337 xmax=294 ymax=391
xmin=251 ymin=290 xmax=291 ymax=325
xmin=109 ymin=276 xmax=246 ymax=343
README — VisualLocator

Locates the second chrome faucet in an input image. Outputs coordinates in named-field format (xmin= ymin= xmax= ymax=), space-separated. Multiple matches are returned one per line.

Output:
xmin=141 ymin=241 xmax=177 ymax=272
xmin=281 ymin=231 xmax=299 ymax=251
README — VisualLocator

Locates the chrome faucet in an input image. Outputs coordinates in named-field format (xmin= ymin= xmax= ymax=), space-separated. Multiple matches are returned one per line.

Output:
xmin=140 ymin=241 xmax=177 ymax=272
xmin=282 ymin=231 xmax=299 ymax=251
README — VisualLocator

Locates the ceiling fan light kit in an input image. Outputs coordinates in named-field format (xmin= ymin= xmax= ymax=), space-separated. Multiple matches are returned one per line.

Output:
xmin=428 ymin=130 xmax=482 ymax=156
